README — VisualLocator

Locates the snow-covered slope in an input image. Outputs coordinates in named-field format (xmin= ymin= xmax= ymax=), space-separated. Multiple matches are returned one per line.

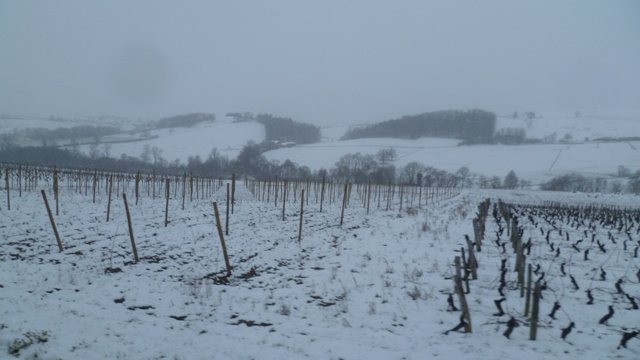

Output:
xmin=0 ymin=115 xmax=139 ymax=133
xmin=265 ymin=111 xmax=640 ymax=182
xmin=78 ymin=120 xmax=264 ymax=163
xmin=0 ymin=114 xmax=265 ymax=163
xmin=496 ymin=110 xmax=640 ymax=142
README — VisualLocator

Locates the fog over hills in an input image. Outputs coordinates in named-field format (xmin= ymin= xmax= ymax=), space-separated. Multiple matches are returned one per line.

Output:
xmin=2 ymin=2 xmax=640 ymax=359
xmin=1 ymin=1 xmax=639 ymax=124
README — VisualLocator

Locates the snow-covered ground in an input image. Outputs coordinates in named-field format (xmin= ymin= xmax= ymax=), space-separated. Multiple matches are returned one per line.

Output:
xmin=266 ymin=110 xmax=640 ymax=182
xmin=0 ymin=115 xmax=140 ymax=134
xmin=496 ymin=110 xmax=640 ymax=142
xmin=322 ymin=110 xmax=640 ymax=144
xmin=0 ymin=115 xmax=264 ymax=163
xmin=77 ymin=120 xmax=264 ymax=164
xmin=1 ymin=182 xmax=638 ymax=359
xmin=264 ymin=137 xmax=640 ymax=184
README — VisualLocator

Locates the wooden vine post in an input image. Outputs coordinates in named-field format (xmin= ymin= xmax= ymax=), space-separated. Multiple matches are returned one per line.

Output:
xmin=524 ymin=263 xmax=533 ymax=316
xmin=340 ymin=182 xmax=348 ymax=226
xmin=189 ymin=173 xmax=193 ymax=202
xmin=225 ymin=183 xmax=230 ymax=236
xmin=231 ymin=173 xmax=236 ymax=214
xmin=17 ymin=165 xmax=21 ymax=197
xmin=472 ymin=218 xmax=482 ymax=251
xmin=5 ymin=168 xmax=9 ymax=211
xmin=516 ymin=237 xmax=525 ymax=293
xmin=181 ymin=172 xmax=186 ymax=210
xmin=106 ymin=175 xmax=113 ymax=222
xmin=366 ymin=181 xmax=372 ymax=215
xmin=122 ymin=193 xmax=139 ymax=262
xmin=41 ymin=190 xmax=63 ymax=252
xmin=319 ymin=176 xmax=326 ymax=212
xmin=92 ymin=169 xmax=97 ymax=204
xmin=164 ymin=178 xmax=170 ymax=227
xmin=466 ymin=237 xmax=478 ymax=280
xmin=135 ymin=171 xmax=140 ymax=205
xmin=385 ymin=182 xmax=392 ymax=211
xmin=213 ymin=202 xmax=232 ymax=276
xmin=274 ymin=176 xmax=279 ymax=207
xmin=298 ymin=189 xmax=305 ymax=243
xmin=519 ymin=256 xmax=526 ymax=298
xmin=53 ymin=168 xmax=59 ymax=216
xmin=282 ymin=179 xmax=288 ymax=221
xmin=529 ymin=282 xmax=541 ymax=340
xmin=454 ymin=256 xmax=472 ymax=333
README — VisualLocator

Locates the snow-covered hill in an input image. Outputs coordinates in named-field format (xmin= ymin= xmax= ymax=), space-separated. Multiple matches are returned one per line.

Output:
xmin=265 ymin=110 xmax=640 ymax=182
xmin=77 ymin=120 xmax=264 ymax=163
xmin=496 ymin=109 xmax=640 ymax=142
xmin=2 ymin=110 xmax=638 ymax=183
xmin=0 ymin=115 xmax=265 ymax=163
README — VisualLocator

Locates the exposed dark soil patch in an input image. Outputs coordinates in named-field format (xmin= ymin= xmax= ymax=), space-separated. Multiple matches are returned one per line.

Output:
xmin=229 ymin=319 xmax=272 ymax=327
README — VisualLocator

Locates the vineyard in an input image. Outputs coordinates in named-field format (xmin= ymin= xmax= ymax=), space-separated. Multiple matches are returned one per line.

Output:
xmin=1 ymin=163 xmax=639 ymax=359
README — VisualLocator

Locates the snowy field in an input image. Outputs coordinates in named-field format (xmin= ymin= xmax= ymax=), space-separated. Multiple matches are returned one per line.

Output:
xmin=495 ymin=110 xmax=640 ymax=142
xmin=0 ymin=115 xmax=265 ymax=163
xmin=322 ymin=110 xmax=640 ymax=143
xmin=264 ymin=137 xmax=640 ymax=184
xmin=77 ymin=120 xmax=265 ymax=164
xmin=273 ymin=110 xmax=640 ymax=183
xmin=0 ymin=115 xmax=139 ymax=134
xmin=1 ymin=182 xmax=639 ymax=359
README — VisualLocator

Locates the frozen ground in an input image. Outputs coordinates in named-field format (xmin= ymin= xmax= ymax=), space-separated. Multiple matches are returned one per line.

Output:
xmin=1 ymin=182 xmax=638 ymax=359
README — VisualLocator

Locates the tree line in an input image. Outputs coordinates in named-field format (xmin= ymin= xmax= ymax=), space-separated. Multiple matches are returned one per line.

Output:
xmin=154 ymin=113 xmax=216 ymax=129
xmin=0 ymin=143 xmax=529 ymax=191
xmin=3 ymin=141 xmax=639 ymax=194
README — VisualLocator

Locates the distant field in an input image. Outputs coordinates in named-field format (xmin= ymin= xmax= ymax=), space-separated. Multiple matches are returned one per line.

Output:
xmin=263 ymin=136 xmax=640 ymax=184
xmin=77 ymin=120 xmax=264 ymax=163
xmin=264 ymin=110 xmax=640 ymax=183
xmin=495 ymin=110 xmax=640 ymax=141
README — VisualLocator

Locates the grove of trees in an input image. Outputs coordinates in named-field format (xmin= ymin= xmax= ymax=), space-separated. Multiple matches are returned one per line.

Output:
xmin=154 ymin=113 xmax=216 ymax=129
xmin=342 ymin=109 xmax=496 ymax=144
xmin=256 ymin=114 xmax=321 ymax=145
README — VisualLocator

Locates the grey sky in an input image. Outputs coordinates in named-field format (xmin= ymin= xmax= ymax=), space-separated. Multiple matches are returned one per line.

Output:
xmin=1 ymin=0 xmax=639 ymax=125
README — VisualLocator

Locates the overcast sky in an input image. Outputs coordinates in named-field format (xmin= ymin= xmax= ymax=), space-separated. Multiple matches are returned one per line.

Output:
xmin=1 ymin=0 xmax=639 ymax=125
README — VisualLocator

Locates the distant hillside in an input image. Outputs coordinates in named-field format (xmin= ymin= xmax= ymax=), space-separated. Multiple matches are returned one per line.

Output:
xmin=342 ymin=109 xmax=496 ymax=144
